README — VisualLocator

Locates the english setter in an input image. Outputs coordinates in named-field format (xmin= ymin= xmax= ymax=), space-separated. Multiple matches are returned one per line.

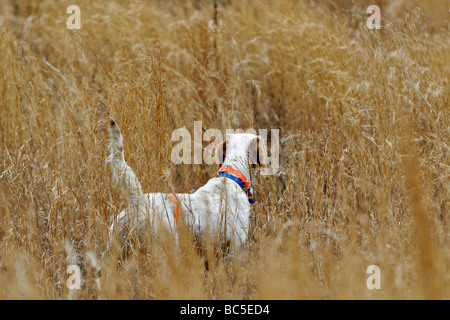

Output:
xmin=107 ymin=119 xmax=266 ymax=254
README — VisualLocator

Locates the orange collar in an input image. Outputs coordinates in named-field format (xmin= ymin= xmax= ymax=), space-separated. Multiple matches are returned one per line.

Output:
xmin=217 ymin=165 xmax=250 ymax=190
xmin=217 ymin=165 xmax=255 ymax=203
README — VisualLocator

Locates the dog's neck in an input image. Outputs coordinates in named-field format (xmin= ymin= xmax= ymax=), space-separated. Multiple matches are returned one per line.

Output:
xmin=221 ymin=155 xmax=251 ymax=185
xmin=219 ymin=133 xmax=258 ymax=186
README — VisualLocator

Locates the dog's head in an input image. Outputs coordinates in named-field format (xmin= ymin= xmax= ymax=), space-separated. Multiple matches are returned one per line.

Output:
xmin=218 ymin=133 xmax=269 ymax=178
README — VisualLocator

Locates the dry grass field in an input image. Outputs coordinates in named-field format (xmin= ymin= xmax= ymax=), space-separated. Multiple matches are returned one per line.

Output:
xmin=0 ymin=0 xmax=449 ymax=299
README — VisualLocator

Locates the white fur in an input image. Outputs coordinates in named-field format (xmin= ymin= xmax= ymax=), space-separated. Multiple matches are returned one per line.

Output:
xmin=107 ymin=120 xmax=262 ymax=252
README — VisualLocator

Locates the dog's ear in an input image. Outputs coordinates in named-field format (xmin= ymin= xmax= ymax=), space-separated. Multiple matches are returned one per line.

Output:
xmin=248 ymin=136 xmax=259 ymax=166
xmin=218 ymin=139 xmax=227 ymax=164
xmin=249 ymin=136 xmax=268 ymax=167
xmin=256 ymin=137 xmax=262 ymax=166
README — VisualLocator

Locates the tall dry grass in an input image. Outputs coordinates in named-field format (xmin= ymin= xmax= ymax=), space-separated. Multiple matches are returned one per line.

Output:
xmin=0 ymin=0 xmax=448 ymax=299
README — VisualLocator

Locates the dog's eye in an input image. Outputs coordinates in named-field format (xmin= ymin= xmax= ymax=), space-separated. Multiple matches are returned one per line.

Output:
xmin=251 ymin=163 xmax=257 ymax=169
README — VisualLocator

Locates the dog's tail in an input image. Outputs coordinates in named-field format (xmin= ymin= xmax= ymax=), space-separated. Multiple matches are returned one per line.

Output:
xmin=107 ymin=119 xmax=143 ymax=205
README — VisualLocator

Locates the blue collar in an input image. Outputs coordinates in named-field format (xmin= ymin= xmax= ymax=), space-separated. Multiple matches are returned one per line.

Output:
xmin=217 ymin=171 xmax=255 ymax=204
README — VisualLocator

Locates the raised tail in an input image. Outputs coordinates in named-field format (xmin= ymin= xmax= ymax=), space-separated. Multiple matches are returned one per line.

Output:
xmin=107 ymin=119 xmax=143 ymax=205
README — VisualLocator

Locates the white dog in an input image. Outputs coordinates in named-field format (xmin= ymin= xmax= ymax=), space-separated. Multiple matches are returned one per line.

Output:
xmin=107 ymin=119 xmax=266 ymax=254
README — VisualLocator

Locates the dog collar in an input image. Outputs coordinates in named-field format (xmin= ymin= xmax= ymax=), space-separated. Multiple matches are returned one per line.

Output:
xmin=217 ymin=165 xmax=255 ymax=204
